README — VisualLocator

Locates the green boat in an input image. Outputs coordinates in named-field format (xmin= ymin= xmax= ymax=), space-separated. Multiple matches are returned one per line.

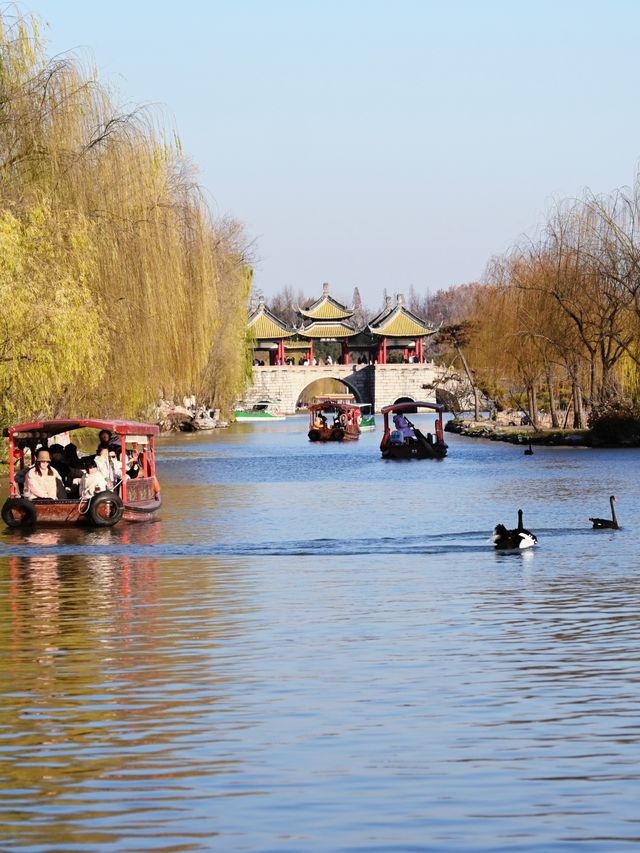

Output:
xmin=234 ymin=401 xmax=286 ymax=422
xmin=357 ymin=403 xmax=376 ymax=431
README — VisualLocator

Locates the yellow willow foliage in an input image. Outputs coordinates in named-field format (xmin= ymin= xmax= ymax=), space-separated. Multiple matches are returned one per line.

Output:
xmin=198 ymin=257 xmax=254 ymax=412
xmin=0 ymin=202 xmax=104 ymax=423
xmin=614 ymin=351 xmax=640 ymax=400
xmin=0 ymin=11 xmax=252 ymax=421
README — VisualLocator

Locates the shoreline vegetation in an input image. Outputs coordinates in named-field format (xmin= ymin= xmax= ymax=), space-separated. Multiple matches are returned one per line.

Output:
xmin=445 ymin=418 xmax=592 ymax=447
xmin=0 ymin=11 xmax=252 ymax=430
xmin=445 ymin=413 xmax=640 ymax=448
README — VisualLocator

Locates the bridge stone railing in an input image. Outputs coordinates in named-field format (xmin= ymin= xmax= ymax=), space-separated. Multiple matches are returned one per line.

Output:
xmin=241 ymin=362 xmax=448 ymax=413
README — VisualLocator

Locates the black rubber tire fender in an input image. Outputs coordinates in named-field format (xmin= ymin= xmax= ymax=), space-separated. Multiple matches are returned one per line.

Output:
xmin=308 ymin=429 xmax=321 ymax=442
xmin=1 ymin=497 xmax=37 ymax=529
xmin=88 ymin=491 xmax=124 ymax=527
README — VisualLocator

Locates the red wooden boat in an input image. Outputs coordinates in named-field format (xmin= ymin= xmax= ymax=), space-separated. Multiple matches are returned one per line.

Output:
xmin=379 ymin=401 xmax=448 ymax=459
xmin=308 ymin=399 xmax=361 ymax=442
xmin=2 ymin=418 xmax=161 ymax=528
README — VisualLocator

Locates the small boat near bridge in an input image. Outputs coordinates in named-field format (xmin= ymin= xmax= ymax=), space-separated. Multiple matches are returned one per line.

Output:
xmin=308 ymin=398 xmax=361 ymax=442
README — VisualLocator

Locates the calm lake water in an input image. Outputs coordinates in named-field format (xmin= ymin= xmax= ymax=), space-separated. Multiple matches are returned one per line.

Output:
xmin=1 ymin=416 xmax=640 ymax=852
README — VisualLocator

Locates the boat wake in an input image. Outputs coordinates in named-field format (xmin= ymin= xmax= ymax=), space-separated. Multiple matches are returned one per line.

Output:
xmin=0 ymin=527 xmax=599 ymax=560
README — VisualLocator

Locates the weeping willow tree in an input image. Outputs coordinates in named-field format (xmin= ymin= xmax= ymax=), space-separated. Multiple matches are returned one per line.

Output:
xmin=0 ymin=11 xmax=252 ymax=424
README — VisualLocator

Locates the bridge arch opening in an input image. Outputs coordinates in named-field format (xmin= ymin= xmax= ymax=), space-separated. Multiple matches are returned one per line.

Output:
xmin=392 ymin=395 xmax=417 ymax=413
xmin=296 ymin=377 xmax=362 ymax=408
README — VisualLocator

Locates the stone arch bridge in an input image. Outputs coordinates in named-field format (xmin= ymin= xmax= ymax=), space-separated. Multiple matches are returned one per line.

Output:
xmin=241 ymin=362 xmax=450 ymax=413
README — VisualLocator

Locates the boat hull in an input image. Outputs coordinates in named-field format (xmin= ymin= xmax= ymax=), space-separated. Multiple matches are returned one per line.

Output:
xmin=308 ymin=425 xmax=359 ymax=442
xmin=381 ymin=442 xmax=447 ymax=459
xmin=2 ymin=477 xmax=161 ymax=528
xmin=235 ymin=413 xmax=286 ymax=422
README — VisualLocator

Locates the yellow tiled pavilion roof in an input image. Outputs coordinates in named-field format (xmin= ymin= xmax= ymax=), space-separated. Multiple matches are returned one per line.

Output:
xmin=368 ymin=295 xmax=435 ymax=338
xmin=298 ymin=282 xmax=353 ymax=321
xmin=299 ymin=321 xmax=356 ymax=339
xmin=248 ymin=298 xmax=295 ymax=340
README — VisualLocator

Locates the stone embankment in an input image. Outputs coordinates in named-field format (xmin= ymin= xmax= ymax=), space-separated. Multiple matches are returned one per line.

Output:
xmin=155 ymin=400 xmax=228 ymax=432
xmin=445 ymin=418 xmax=592 ymax=447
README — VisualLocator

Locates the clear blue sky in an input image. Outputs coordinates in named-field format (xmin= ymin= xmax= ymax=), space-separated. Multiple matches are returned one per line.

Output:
xmin=24 ymin=0 xmax=640 ymax=309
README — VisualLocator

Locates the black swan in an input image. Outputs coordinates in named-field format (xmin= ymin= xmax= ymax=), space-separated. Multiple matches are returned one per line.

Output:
xmin=493 ymin=508 xmax=537 ymax=549
xmin=524 ymin=441 xmax=533 ymax=455
xmin=589 ymin=495 xmax=619 ymax=529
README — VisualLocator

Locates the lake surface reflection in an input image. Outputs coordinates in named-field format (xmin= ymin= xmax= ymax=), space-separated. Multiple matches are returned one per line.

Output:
xmin=2 ymin=416 xmax=640 ymax=851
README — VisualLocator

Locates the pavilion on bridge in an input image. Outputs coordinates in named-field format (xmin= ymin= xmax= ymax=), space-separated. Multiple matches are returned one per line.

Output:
xmin=296 ymin=283 xmax=359 ymax=365
xmin=367 ymin=294 xmax=437 ymax=364
xmin=247 ymin=285 xmax=438 ymax=366
xmin=247 ymin=296 xmax=297 ymax=366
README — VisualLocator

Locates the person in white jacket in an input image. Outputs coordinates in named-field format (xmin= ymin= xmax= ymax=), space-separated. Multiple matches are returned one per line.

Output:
xmin=23 ymin=449 xmax=63 ymax=500
xmin=80 ymin=460 xmax=108 ymax=499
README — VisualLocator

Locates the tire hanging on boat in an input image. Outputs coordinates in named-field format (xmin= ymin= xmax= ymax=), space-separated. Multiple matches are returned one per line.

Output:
xmin=88 ymin=491 xmax=124 ymax=527
xmin=1 ymin=497 xmax=37 ymax=529
xmin=308 ymin=429 xmax=321 ymax=442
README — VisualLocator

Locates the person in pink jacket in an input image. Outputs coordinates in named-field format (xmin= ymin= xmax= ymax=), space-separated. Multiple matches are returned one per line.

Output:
xmin=23 ymin=449 xmax=63 ymax=500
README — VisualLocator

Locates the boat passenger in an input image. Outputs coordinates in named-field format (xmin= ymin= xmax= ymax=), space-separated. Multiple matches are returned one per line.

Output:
xmin=393 ymin=414 xmax=414 ymax=440
xmin=125 ymin=450 xmax=141 ymax=479
xmin=49 ymin=443 xmax=72 ymax=485
xmin=110 ymin=447 xmax=139 ymax=483
xmin=63 ymin=443 xmax=87 ymax=480
xmin=23 ymin=449 xmax=63 ymax=501
xmin=96 ymin=429 xmax=113 ymax=454
xmin=80 ymin=460 xmax=108 ymax=498
xmin=95 ymin=447 xmax=117 ymax=488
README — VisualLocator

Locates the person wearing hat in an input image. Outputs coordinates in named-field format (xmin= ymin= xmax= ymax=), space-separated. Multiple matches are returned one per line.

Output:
xmin=23 ymin=448 xmax=63 ymax=501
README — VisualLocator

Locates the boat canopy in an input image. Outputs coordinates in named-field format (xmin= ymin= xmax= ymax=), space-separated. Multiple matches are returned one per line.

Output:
xmin=308 ymin=400 xmax=361 ymax=413
xmin=381 ymin=401 xmax=444 ymax=415
xmin=4 ymin=418 xmax=159 ymax=441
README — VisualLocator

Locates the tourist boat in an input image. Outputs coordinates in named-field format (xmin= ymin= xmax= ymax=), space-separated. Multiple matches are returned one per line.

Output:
xmin=379 ymin=401 xmax=448 ymax=459
xmin=2 ymin=418 xmax=161 ymax=529
xmin=308 ymin=398 xmax=361 ymax=442
xmin=357 ymin=403 xmax=376 ymax=431
xmin=234 ymin=400 xmax=286 ymax=422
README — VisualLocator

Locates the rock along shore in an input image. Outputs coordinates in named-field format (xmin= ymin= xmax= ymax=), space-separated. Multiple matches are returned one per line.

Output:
xmin=445 ymin=418 xmax=592 ymax=447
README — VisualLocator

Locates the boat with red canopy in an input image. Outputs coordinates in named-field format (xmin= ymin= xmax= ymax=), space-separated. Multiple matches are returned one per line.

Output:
xmin=379 ymin=401 xmax=448 ymax=459
xmin=2 ymin=418 xmax=161 ymax=528
xmin=308 ymin=398 xmax=361 ymax=442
